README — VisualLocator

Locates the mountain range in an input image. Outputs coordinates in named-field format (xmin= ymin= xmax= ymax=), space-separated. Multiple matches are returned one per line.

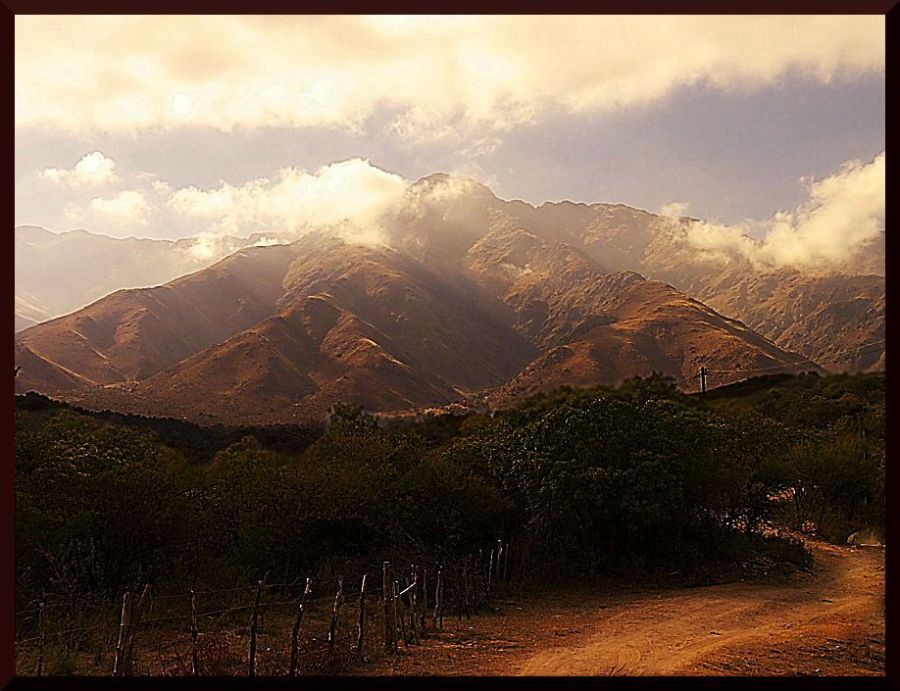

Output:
xmin=14 ymin=225 xmax=256 ymax=331
xmin=15 ymin=174 xmax=884 ymax=424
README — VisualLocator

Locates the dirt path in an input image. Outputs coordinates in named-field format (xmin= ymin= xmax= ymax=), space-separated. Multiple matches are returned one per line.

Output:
xmin=363 ymin=541 xmax=884 ymax=676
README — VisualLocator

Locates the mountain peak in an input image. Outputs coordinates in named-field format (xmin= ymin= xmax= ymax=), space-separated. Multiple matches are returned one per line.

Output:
xmin=408 ymin=172 xmax=498 ymax=200
xmin=15 ymin=181 xmax=883 ymax=423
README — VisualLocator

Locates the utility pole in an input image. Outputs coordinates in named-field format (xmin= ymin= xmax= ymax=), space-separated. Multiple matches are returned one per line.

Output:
xmin=700 ymin=366 xmax=708 ymax=395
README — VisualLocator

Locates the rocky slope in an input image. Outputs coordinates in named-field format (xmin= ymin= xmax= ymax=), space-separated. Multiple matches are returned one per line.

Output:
xmin=14 ymin=225 xmax=255 ymax=330
xmin=379 ymin=177 xmax=885 ymax=373
xmin=17 ymin=231 xmax=813 ymax=425
xmin=15 ymin=173 xmax=880 ymax=423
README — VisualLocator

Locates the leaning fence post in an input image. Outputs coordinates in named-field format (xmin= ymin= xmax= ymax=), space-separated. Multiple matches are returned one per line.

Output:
xmin=113 ymin=591 xmax=133 ymax=677
xmin=382 ymin=562 xmax=395 ymax=652
xmin=433 ymin=567 xmax=443 ymax=630
xmin=356 ymin=573 xmax=368 ymax=660
xmin=289 ymin=578 xmax=312 ymax=676
xmin=190 ymin=589 xmax=200 ymax=676
xmin=123 ymin=584 xmax=150 ymax=676
xmin=328 ymin=576 xmax=344 ymax=657
xmin=36 ymin=601 xmax=45 ymax=677
xmin=488 ymin=549 xmax=496 ymax=601
xmin=248 ymin=580 xmax=263 ymax=677
xmin=393 ymin=581 xmax=405 ymax=647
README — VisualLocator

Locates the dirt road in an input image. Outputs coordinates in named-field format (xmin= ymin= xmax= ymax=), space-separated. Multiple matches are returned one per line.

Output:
xmin=364 ymin=541 xmax=884 ymax=676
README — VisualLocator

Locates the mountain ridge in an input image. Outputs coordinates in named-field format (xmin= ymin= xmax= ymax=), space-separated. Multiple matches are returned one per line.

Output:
xmin=15 ymin=172 xmax=882 ymax=423
xmin=16 ymin=235 xmax=821 ymax=425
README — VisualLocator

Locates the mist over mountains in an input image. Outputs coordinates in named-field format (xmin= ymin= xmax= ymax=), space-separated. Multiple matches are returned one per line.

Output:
xmin=15 ymin=172 xmax=884 ymax=424
xmin=14 ymin=226 xmax=260 ymax=331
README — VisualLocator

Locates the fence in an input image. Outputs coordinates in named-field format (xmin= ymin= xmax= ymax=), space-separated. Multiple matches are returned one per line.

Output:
xmin=15 ymin=541 xmax=513 ymax=677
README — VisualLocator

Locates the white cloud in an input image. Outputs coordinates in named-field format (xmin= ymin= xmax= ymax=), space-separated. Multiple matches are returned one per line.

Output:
xmin=406 ymin=173 xmax=483 ymax=204
xmin=660 ymin=201 xmax=690 ymax=218
xmin=15 ymin=16 xmax=884 ymax=137
xmin=166 ymin=158 xmax=408 ymax=241
xmin=40 ymin=151 xmax=117 ymax=186
xmin=40 ymin=153 xmax=885 ymax=274
xmin=88 ymin=190 xmax=150 ymax=225
xmin=681 ymin=152 xmax=884 ymax=271
xmin=186 ymin=231 xmax=237 ymax=261
xmin=251 ymin=236 xmax=282 ymax=247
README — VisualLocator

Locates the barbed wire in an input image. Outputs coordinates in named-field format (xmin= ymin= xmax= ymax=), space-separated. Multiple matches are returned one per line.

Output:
xmin=17 ymin=580 xmax=391 ymax=641
xmin=16 ymin=620 xmax=112 ymax=645
xmin=149 ymin=592 xmax=193 ymax=602
xmin=193 ymin=585 xmax=256 ymax=596
xmin=15 ymin=578 xmax=450 ymax=648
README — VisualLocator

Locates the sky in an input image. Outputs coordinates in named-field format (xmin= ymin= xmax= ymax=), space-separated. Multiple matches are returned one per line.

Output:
xmin=14 ymin=15 xmax=885 ymax=249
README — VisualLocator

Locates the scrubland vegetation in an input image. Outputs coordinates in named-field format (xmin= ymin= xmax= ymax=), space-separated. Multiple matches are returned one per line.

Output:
xmin=14 ymin=371 xmax=883 ymax=611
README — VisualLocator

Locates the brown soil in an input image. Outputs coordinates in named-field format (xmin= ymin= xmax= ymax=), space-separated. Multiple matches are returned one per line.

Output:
xmin=359 ymin=541 xmax=884 ymax=676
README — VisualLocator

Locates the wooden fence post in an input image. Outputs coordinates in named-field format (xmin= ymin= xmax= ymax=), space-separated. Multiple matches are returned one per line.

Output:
xmin=475 ymin=554 xmax=482 ymax=607
xmin=36 ymin=601 xmax=45 ymax=677
xmin=503 ymin=541 xmax=509 ymax=581
xmin=433 ymin=567 xmax=443 ymax=630
xmin=462 ymin=562 xmax=470 ymax=619
xmin=382 ymin=562 xmax=394 ymax=652
xmin=328 ymin=576 xmax=344 ymax=657
xmin=467 ymin=558 xmax=474 ymax=617
xmin=488 ymin=549 xmax=495 ymax=601
xmin=356 ymin=573 xmax=368 ymax=660
xmin=393 ymin=581 xmax=405 ymax=647
xmin=456 ymin=564 xmax=463 ymax=623
xmin=405 ymin=573 xmax=419 ymax=645
xmin=113 ymin=591 xmax=133 ymax=677
xmin=123 ymin=584 xmax=151 ymax=676
xmin=248 ymin=580 xmax=263 ymax=677
xmin=289 ymin=578 xmax=312 ymax=676
xmin=190 ymin=589 xmax=199 ymax=676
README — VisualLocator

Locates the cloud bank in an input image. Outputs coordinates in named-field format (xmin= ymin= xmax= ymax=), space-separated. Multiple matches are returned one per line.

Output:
xmin=15 ymin=16 xmax=884 ymax=137
xmin=678 ymin=152 xmax=884 ymax=271
xmin=38 ymin=150 xmax=885 ymax=277
xmin=53 ymin=156 xmax=409 ymax=242
xmin=167 ymin=158 xmax=407 ymax=243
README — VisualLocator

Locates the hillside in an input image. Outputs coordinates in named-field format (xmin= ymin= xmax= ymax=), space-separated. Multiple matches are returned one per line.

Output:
xmin=17 ymin=227 xmax=813 ymax=424
xmin=14 ymin=225 xmax=254 ymax=330
xmin=376 ymin=179 xmax=884 ymax=371
xmin=682 ymin=271 xmax=885 ymax=373
xmin=15 ymin=244 xmax=302 ymax=392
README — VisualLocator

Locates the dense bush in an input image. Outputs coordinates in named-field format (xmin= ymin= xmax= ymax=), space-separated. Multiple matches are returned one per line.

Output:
xmin=451 ymin=392 xmax=791 ymax=574
xmin=15 ymin=411 xmax=188 ymax=596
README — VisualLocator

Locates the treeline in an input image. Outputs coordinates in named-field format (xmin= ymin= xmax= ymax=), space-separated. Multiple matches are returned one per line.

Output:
xmin=15 ymin=392 xmax=325 ymax=463
xmin=15 ymin=372 xmax=884 ymax=607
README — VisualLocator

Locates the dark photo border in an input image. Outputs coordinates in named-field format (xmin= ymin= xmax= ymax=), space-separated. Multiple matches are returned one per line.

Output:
xmin=2 ymin=2 xmax=896 ymax=688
